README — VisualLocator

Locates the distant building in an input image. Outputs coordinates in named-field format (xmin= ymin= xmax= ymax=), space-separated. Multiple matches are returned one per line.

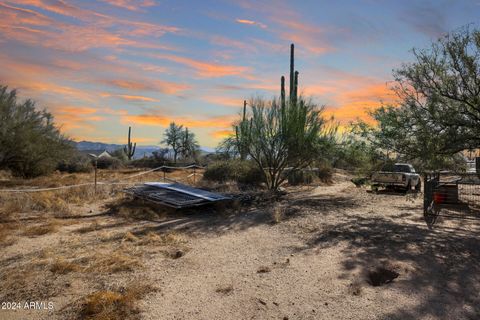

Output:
xmin=98 ymin=150 xmax=112 ymax=158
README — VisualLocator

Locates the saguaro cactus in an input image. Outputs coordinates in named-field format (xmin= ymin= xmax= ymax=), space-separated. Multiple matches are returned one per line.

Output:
xmin=293 ymin=70 xmax=299 ymax=103
xmin=286 ymin=43 xmax=299 ymax=103
xmin=123 ymin=126 xmax=136 ymax=160
xmin=235 ymin=100 xmax=249 ymax=160
xmin=289 ymin=43 xmax=295 ymax=100
xmin=280 ymin=76 xmax=286 ymax=108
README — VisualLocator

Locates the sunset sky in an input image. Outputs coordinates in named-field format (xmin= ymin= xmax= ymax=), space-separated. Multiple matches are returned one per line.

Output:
xmin=1 ymin=0 xmax=479 ymax=147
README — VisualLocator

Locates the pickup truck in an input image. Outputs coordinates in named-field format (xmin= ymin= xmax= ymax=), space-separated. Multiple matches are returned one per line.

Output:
xmin=371 ymin=163 xmax=421 ymax=192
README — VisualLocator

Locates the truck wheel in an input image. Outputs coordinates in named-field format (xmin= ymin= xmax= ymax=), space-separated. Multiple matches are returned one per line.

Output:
xmin=405 ymin=182 xmax=411 ymax=193
xmin=415 ymin=180 xmax=422 ymax=192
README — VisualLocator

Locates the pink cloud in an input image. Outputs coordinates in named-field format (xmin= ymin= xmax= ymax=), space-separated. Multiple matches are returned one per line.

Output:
xmin=151 ymin=53 xmax=250 ymax=78
xmin=101 ymin=0 xmax=157 ymax=12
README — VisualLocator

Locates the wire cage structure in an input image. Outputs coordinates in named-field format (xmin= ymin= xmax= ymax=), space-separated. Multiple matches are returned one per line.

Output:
xmin=424 ymin=172 xmax=480 ymax=227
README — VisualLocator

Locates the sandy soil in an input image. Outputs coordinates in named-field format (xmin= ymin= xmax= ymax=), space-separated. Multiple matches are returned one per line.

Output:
xmin=1 ymin=173 xmax=479 ymax=320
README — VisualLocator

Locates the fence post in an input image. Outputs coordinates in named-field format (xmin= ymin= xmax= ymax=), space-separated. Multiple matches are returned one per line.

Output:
xmin=94 ymin=158 xmax=97 ymax=194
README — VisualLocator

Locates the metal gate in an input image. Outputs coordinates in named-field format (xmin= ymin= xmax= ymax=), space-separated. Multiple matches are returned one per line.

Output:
xmin=423 ymin=172 xmax=480 ymax=227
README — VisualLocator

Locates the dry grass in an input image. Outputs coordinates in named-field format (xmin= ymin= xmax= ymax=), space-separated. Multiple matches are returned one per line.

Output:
xmin=137 ymin=231 xmax=185 ymax=246
xmin=0 ymin=260 xmax=63 ymax=301
xmin=270 ymin=204 xmax=285 ymax=223
xmin=123 ymin=231 xmax=140 ymax=242
xmin=50 ymin=258 xmax=82 ymax=274
xmin=23 ymin=219 xmax=62 ymax=237
xmin=0 ymin=167 xmax=202 ymax=219
xmin=117 ymin=202 xmax=165 ymax=221
xmin=76 ymin=221 xmax=101 ymax=234
xmin=87 ymin=251 xmax=142 ymax=273
xmin=0 ymin=183 xmax=123 ymax=218
xmin=79 ymin=283 xmax=156 ymax=320
xmin=0 ymin=222 xmax=18 ymax=246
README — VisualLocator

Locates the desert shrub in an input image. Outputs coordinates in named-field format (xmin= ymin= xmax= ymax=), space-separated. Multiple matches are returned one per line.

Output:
xmin=236 ymin=162 xmax=264 ymax=185
xmin=316 ymin=165 xmax=333 ymax=183
xmin=203 ymin=160 xmax=263 ymax=185
xmin=111 ymin=148 xmax=128 ymax=162
xmin=0 ymin=86 xmax=74 ymax=177
xmin=57 ymin=153 xmax=93 ymax=173
xmin=96 ymin=157 xmax=123 ymax=169
xmin=287 ymin=169 xmax=315 ymax=185
xmin=130 ymin=157 xmax=163 ymax=169
xmin=203 ymin=161 xmax=232 ymax=182
xmin=129 ymin=149 xmax=172 ymax=169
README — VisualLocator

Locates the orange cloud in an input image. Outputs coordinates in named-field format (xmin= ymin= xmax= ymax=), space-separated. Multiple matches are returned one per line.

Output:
xmin=322 ymin=82 xmax=397 ymax=124
xmin=212 ymin=129 xmax=233 ymax=139
xmin=151 ymin=53 xmax=250 ymax=78
xmin=203 ymin=96 xmax=243 ymax=108
xmin=117 ymin=94 xmax=159 ymax=102
xmin=100 ymin=93 xmax=159 ymax=102
xmin=49 ymin=106 xmax=104 ymax=131
xmin=53 ymin=106 xmax=98 ymax=115
xmin=104 ymin=79 xmax=190 ymax=95
xmin=15 ymin=81 xmax=97 ymax=103
xmin=279 ymin=29 xmax=333 ymax=55
xmin=236 ymin=18 xmax=267 ymax=29
xmin=121 ymin=113 xmax=236 ymax=129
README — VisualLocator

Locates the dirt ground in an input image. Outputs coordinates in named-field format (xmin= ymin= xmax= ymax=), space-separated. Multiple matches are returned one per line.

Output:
xmin=1 ymin=171 xmax=479 ymax=319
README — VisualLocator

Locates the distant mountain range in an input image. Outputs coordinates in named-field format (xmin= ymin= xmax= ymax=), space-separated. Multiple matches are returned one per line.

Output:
xmin=75 ymin=141 xmax=214 ymax=159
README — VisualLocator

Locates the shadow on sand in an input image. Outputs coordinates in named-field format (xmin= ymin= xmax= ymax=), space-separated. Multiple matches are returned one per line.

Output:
xmin=303 ymin=209 xmax=480 ymax=319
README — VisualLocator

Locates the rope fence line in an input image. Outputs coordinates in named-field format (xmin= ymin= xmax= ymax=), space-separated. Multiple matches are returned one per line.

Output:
xmin=0 ymin=165 xmax=205 ymax=193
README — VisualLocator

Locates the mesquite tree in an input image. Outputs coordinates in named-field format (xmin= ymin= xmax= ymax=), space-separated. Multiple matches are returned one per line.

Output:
xmin=180 ymin=127 xmax=200 ymax=160
xmin=0 ymin=86 xmax=73 ymax=177
xmin=161 ymin=122 xmax=199 ymax=163
xmin=161 ymin=122 xmax=184 ymax=163
xmin=353 ymin=26 xmax=480 ymax=170
xmin=392 ymin=26 xmax=480 ymax=154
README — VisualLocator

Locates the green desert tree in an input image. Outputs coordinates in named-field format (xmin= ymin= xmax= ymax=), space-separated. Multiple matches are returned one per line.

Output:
xmin=0 ymin=86 xmax=74 ymax=177
xmin=161 ymin=122 xmax=184 ymax=163
xmin=392 ymin=26 xmax=480 ymax=154
xmin=235 ymin=96 xmax=333 ymax=191
xmin=161 ymin=122 xmax=199 ymax=163
xmin=353 ymin=26 xmax=480 ymax=170
xmin=179 ymin=127 xmax=200 ymax=161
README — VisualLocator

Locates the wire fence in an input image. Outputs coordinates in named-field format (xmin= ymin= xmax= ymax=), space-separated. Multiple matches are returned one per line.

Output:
xmin=0 ymin=165 xmax=205 ymax=194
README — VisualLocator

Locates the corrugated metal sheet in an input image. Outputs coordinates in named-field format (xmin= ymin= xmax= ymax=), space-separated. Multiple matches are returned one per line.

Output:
xmin=125 ymin=182 xmax=230 ymax=208
xmin=145 ymin=182 xmax=230 ymax=201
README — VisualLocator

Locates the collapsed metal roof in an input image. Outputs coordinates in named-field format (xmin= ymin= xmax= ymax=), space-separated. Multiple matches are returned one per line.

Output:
xmin=124 ymin=182 xmax=231 ymax=208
